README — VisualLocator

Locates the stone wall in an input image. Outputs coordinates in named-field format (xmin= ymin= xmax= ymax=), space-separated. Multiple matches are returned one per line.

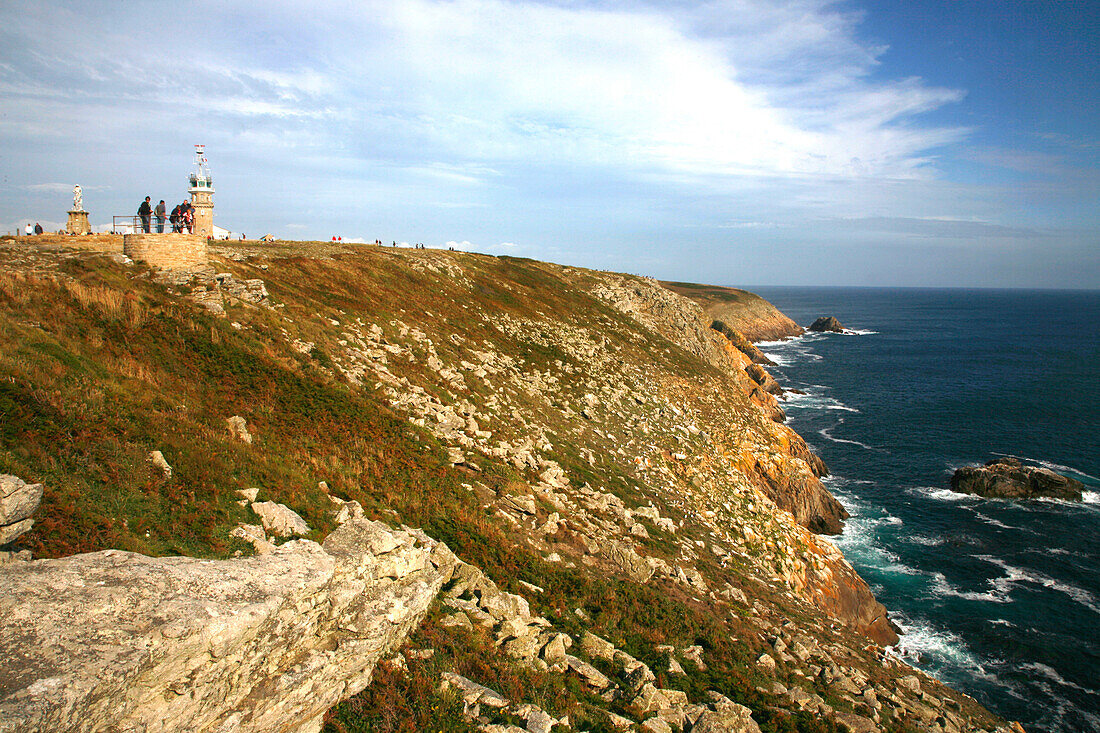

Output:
xmin=123 ymin=233 xmax=207 ymax=270
xmin=0 ymin=518 xmax=457 ymax=733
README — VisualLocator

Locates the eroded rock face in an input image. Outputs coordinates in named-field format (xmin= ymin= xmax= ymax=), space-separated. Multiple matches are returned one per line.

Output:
xmin=952 ymin=457 xmax=1083 ymax=500
xmin=808 ymin=316 xmax=844 ymax=333
xmin=0 ymin=518 xmax=457 ymax=733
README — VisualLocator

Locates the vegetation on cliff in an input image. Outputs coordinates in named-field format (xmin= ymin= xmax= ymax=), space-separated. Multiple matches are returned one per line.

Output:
xmin=0 ymin=236 xmax=1012 ymax=733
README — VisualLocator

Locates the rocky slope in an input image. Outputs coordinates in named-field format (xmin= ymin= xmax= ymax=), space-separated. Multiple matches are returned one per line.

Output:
xmin=0 ymin=235 xmax=1017 ymax=732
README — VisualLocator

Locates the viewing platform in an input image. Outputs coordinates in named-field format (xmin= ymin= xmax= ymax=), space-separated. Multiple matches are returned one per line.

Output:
xmin=122 ymin=232 xmax=208 ymax=270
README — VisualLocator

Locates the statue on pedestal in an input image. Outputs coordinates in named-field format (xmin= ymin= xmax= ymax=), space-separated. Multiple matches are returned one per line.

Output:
xmin=66 ymin=184 xmax=91 ymax=235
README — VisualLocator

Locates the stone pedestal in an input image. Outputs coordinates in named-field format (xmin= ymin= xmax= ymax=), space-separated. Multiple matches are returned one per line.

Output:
xmin=123 ymin=233 xmax=208 ymax=270
xmin=66 ymin=209 xmax=91 ymax=235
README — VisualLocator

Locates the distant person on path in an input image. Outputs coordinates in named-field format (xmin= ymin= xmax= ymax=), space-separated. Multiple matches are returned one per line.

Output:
xmin=155 ymin=200 xmax=166 ymax=233
xmin=24 ymin=223 xmax=32 ymax=236
xmin=33 ymin=222 xmax=43 ymax=235
xmin=137 ymin=197 xmax=152 ymax=233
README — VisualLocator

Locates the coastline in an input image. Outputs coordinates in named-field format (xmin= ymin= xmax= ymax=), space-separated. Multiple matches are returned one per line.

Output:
xmin=749 ymin=286 xmax=1100 ymax=733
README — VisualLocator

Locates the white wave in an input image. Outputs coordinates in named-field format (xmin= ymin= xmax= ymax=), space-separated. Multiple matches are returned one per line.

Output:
xmin=912 ymin=486 xmax=976 ymax=503
xmin=760 ymin=350 xmax=793 ymax=366
xmin=906 ymin=534 xmax=944 ymax=547
xmin=779 ymin=392 xmax=860 ymax=412
xmin=819 ymin=424 xmax=879 ymax=451
xmin=882 ymin=515 xmax=903 ymax=526
xmin=973 ymin=513 xmax=1017 ymax=530
xmin=1084 ymin=491 xmax=1100 ymax=504
xmin=832 ymin=516 xmax=925 ymax=577
xmin=755 ymin=337 xmax=801 ymax=348
xmin=889 ymin=615 xmax=997 ymax=682
xmin=930 ymin=571 xmax=1012 ymax=604
xmin=977 ymin=555 xmax=1100 ymax=616
xmin=1020 ymin=662 xmax=1098 ymax=695
xmin=840 ymin=329 xmax=879 ymax=336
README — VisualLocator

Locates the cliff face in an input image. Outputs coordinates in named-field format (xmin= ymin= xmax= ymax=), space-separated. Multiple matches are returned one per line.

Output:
xmin=0 ymin=236 xmax=1011 ymax=732
xmin=661 ymin=280 xmax=803 ymax=342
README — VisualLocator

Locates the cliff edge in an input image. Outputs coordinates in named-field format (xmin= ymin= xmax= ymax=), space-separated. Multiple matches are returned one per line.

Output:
xmin=661 ymin=280 xmax=803 ymax=342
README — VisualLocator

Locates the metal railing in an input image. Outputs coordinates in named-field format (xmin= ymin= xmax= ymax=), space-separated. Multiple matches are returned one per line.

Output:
xmin=112 ymin=215 xmax=194 ymax=235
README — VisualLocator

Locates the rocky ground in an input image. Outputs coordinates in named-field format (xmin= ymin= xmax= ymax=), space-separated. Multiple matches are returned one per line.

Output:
xmin=0 ymin=235 xmax=1021 ymax=732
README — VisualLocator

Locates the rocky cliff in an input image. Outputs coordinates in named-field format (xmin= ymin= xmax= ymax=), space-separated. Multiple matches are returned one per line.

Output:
xmin=661 ymin=281 xmax=803 ymax=342
xmin=0 ymin=235 xmax=1015 ymax=732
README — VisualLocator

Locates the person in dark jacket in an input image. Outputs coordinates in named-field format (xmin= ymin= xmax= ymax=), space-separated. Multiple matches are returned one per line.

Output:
xmin=33 ymin=222 xmax=43 ymax=235
xmin=137 ymin=197 xmax=152 ymax=233
xmin=169 ymin=203 xmax=182 ymax=232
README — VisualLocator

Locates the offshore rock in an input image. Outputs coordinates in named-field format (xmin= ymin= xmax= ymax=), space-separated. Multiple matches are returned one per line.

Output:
xmin=808 ymin=316 xmax=844 ymax=333
xmin=0 ymin=518 xmax=457 ymax=733
xmin=951 ymin=457 xmax=1083 ymax=500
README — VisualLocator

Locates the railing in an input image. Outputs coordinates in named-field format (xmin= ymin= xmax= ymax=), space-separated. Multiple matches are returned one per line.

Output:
xmin=112 ymin=215 xmax=194 ymax=235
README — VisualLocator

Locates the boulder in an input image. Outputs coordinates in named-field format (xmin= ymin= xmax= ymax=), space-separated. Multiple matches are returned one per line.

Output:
xmin=0 ymin=518 xmax=457 ymax=733
xmin=226 ymin=415 xmax=253 ymax=444
xmin=951 ymin=457 xmax=1083 ymax=500
xmin=808 ymin=316 xmax=844 ymax=333
xmin=251 ymin=501 xmax=312 ymax=536
xmin=692 ymin=703 xmax=762 ymax=733
xmin=0 ymin=475 xmax=42 ymax=546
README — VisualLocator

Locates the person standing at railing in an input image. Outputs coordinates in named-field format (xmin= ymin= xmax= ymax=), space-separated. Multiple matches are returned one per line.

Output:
xmin=169 ymin=203 xmax=181 ymax=232
xmin=155 ymin=200 xmax=166 ymax=233
xmin=137 ymin=197 xmax=152 ymax=233
xmin=183 ymin=201 xmax=194 ymax=233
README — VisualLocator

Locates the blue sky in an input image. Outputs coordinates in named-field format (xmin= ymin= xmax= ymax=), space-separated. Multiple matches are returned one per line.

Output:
xmin=2 ymin=0 xmax=1097 ymax=288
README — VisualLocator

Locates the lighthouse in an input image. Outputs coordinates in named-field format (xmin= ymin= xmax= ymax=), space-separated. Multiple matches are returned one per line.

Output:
xmin=188 ymin=144 xmax=214 ymax=237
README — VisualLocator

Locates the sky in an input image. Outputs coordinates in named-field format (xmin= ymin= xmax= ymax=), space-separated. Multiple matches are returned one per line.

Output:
xmin=1 ymin=0 xmax=1097 ymax=288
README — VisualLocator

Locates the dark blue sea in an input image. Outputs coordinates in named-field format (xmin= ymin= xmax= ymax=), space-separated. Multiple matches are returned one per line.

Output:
xmin=747 ymin=287 xmax=1100 ymax=733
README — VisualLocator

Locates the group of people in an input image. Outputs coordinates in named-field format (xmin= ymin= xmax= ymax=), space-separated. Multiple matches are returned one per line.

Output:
xmin=137 ymin=197 xmax=194 ymax=233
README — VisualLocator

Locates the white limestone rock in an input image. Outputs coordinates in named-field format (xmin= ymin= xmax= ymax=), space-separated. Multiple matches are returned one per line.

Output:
xmin=251 ymin=501 xmax=311 ymax=537
xmin=0 ymin=518 xmax=457 ymax=733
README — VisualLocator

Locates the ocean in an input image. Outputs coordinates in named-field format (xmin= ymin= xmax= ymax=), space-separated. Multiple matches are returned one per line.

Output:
xmin=747 ymin=287 xmax=1100 ymax=733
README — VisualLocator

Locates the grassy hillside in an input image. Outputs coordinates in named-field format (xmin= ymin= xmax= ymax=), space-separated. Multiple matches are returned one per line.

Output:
xmin=0 ymin=236 xmax=1008 ymax=733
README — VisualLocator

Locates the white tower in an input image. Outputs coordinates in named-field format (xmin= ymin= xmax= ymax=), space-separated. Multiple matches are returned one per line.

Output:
xmin=188 ymin=144 xmax=214 ymax=237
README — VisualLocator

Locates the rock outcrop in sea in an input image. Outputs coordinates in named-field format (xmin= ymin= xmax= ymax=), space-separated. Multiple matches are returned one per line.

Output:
xmin=952 ymin=457 xmax=1084 ymax=500
xmin=808 ymin=316 xmax=845 ymax=333
xmin=0 ymin=234 xmax=1022 ymax=732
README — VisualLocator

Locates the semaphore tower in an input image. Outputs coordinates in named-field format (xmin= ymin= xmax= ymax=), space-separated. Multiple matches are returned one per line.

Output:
xmin=188 ymin=144 xmax=214 ymax=237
